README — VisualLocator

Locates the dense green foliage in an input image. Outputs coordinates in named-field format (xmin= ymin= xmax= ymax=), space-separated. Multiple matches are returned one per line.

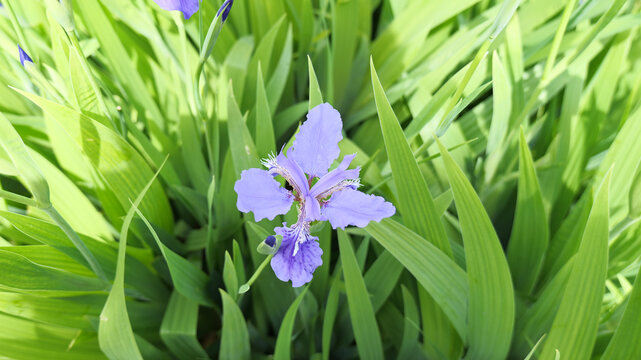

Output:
xmin=0 ymin=0 xmax=640 ymax=359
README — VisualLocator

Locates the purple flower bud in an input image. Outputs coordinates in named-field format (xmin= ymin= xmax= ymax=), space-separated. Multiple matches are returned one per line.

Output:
xmin=216 ymin=0 xmax=233 ymax=23
xmin=18 ymin=44 xmax=32 ymax=67
xmin=264 ymin=235 xmax=276 ymax=247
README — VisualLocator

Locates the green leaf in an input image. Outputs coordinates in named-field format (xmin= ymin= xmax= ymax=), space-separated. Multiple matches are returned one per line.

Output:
xmin=397 ymin=285 xmax=422 ymax=360
xmin=98 ymin=160 xmax=166 ymax=360
xmin=220 ymin=290 xmax=250 ymax=360
xmin=135 ymin=206 xmax=214 ymax=307
xmin=365 ymin=219 xmax=468 ymax=340
xmin=0 ymin=312 xmax=105 ymax=359
xmin=308 ymin=56 xmax=323 ymax=110
xmin=223 ymin=251 xmax=239 ymax=299
xmin=0 ymin=291 xmax=97 ymax=330
xmin=160 ymin=291 xmax=209 ymax=360
xmin=0 ymin=211 xmax=167 ymax=301
xmin=539 ymin=171 xmax=611 ymax=359
xmin=255 ymin=64 xmax=277 ymax=156
xmin=179 ymin=114 xmax=210 ymax=195
xmin=227 ymin=84 xmax=260 ymax=174
xmin=371 ymin=58 xmax=461 ymax=356
xmin=486 ymin=52 xmax=512 ymax=154
xmin=601 ymin=264 xmax=641 ymax=359
xmin=363 ymin=250 xmax=403 ymax=311
xmin=591 ymin=48 xmax=641 ymax=225
xmin=524 ymin=335 xmax=546 ymax=360
xmin=436 ymin=137 xmax=515 ymax=359
xmin=332 ymin=0 xmax=359 ymax=105
xmin=266 ymin=25 xmax=293 ymax=113
xmin=242 ymin=16 xmax=285 ymax=109
xmin=370 ymin=58 xmax=452 ymax=255
xmin=322 ymin=275 xmax=341 ymax=360
xmin=30 ymin=150 xmax=112 ymax=240
xmin=0 ymin=248 xmax=104 ymax=295
xmin=2 ymin=245 xmax=93 ymax=276
xmin=507 ymin=129 xmax=549 ymax=294
xmin=69 ymin=47 xmax=102 ymax=122
xmin=338 ymin=230 xmax=384 ymax=360
xmin=488 ymin=0 xmax=522 ymax=38
xmin=74 ymin=0 xmax=166 ymax=128
xmin=274 ymin=288 xmax=307 ymax=360
xmin=629 ymin=163 xmax=641 ymax=218
xmin=13 ymin=88 xmax=174 ymax=232
xmin=0 ymin=113 xmax=50 ymax=206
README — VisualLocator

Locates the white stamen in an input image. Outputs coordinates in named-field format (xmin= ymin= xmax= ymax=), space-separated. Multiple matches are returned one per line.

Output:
xmin=290 ymin=203 xmax=311 ymax=256
xmin=316 ymin=179 xmax=361 ymax=200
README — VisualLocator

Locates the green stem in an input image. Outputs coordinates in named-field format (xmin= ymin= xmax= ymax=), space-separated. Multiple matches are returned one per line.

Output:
xmin=514 ymin=0 xmax=578 ymax=126
xmin=440 ymin=39 xmax=491 ymax=124
xmin=567 ymin=0 xmax=629 ymax=66
xmin=239 ymin=235 xmax=283 ymax=294
xmin=44 ymin=206 xmax=108 ymax=283
xmin=541 ymin=0 xmax=578 ymax=86
xmin=4 ymin=0 xmax=30 ymax=58
xmin=238 ymin=253 xmax=275 ymax=294
xmin=0 ymin=189 xmax=39 ymax=208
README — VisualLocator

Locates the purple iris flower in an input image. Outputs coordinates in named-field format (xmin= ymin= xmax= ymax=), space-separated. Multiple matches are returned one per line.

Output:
xmin=234 ymin=103 xmax=396 ymax=287
xmin=152 ymin=0 xmax=199 ymax=19
xmin=18 ymin=45 xmax=32 ymax=67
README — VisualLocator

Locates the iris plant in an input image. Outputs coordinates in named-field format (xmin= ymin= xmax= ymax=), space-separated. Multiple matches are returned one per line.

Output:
xmin=234 ymin=103 xmax=395 ymax=287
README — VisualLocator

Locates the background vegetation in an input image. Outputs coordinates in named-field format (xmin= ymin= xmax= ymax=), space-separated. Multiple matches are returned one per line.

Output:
xmin=0 ymin=0 xmax=640 ymax=359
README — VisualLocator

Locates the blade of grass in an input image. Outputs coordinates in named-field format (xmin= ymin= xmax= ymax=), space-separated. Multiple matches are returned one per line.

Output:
xmin=308 ymin=56 xmax=323 ymax=110
xmin=160 ymin=291 xmax=209 ymax=360
xmin=539 ymin=170 xmax=611 ymax=359
xmin=99 ymin=158 xmax=167 ymax=359
xmin=220 ymin=290 xmax=250 ymax=360
xmin=507 ymin=128 xmax=549 ymax=294
xmin=338 ymin=230 xmax=384 ymax=360
xmin=601 ymin=264 xmax=641 ymax=359
xmin=135 ymin=206 xmax=215 ymax=307
xmin=365 ymin=219 xmax=468 ymax=340
xmin=274 ymin=288 xmax=308 ymax=360
xmin=255 ymin=64 xmax=276 ymax=156
xmin=436 ymin=137 xmax=515 ymax=359
xmin=371 ymin=58 xmax=461 ymax=356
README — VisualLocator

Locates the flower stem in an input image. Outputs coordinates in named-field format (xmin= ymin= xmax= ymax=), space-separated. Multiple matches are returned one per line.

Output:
xmin=4 ymin=0 xmax=31 ymax=60
xmin=238 ymin=253 xmax=275 ymax=294
xmin=238 ymin=236 xmax=283 ymax=294
xmin=0 ymin=189 xmax=39 ymax=208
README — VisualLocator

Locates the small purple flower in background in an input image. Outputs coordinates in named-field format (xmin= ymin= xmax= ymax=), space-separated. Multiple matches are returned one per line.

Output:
xmin=152 ymin=0 xmax=199 ymax=19
xmin=18 ymin=44 xmax=32 ymax=67
xmin=234 ymin=103 xmax=396 ymax=287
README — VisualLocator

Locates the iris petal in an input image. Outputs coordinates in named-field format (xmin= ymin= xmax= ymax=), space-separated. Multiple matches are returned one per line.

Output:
xmin=290 ymin=103 xmax=343 ymax=177
xmin=234 ymin=168 xmax=293 ymax=221
xmin=264 ymin=151 xmax=310 ymax=196
xmin=153 ymin=0 xmax=199 ymax=19
xmin=270 ymin=225 xmax=323 ymax=287
xmin=304 ymin=195 xmax=322 ymax=221
xmin=323 ymin=189 xmax=395 ymax=229
xmin=310 ymin=154 xmax=359 ymax=199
